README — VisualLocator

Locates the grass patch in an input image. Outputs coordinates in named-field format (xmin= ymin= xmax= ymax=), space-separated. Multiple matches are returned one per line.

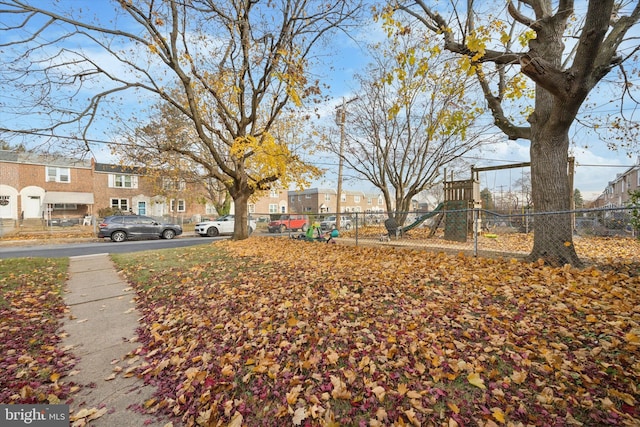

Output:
xmin=0 ymin=257 xmax=77 ymax=404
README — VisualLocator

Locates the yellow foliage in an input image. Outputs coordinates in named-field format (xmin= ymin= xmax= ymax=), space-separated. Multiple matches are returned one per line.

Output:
xmin=504 ymin=74 xmax=533 ymax=100
xmin=518 ymin=29 xmax=536 ymax=47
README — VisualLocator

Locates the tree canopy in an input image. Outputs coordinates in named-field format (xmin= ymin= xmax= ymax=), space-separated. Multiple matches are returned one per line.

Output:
xmin=0 ymin=0 xmax=362 ymax=238
xmin=326 ymin=28 xmax=486 ymax=226
xmin=386 ymin=0 xmax=640 ymax=266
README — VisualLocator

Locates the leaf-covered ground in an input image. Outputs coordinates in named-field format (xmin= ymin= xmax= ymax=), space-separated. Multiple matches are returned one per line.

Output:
xmin=113 ymin=238 xmax=640 ymax=427
xmin=0 ymin=258 xmax=79 ymax=404
xmin=344 ymin=227 xmax=640 ymax=263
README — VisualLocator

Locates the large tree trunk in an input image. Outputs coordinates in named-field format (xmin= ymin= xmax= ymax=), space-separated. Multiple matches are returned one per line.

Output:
xmin=524 ymin=13 xmax=582 ymax=267
xmin=528 ymin=128 xmax=581 ymax=266
xmin=229 ymin=183 xmax=251 ymax=240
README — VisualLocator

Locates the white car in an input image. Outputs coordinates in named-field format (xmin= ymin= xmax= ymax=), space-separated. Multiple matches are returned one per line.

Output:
xmin=194 ymin=215 xmax=256 ymax=237
xmin=320 ymin=215 xmax=352 ymax=231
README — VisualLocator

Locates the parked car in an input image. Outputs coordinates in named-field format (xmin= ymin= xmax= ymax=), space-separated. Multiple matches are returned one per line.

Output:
xmin=320 ymin=215 xmax=352 ymax=231
xmin=267 ymin=214 xmax=309 ymax=233
xmin=194 ymin=215 xmax=256 ymax=237
xmin=98 ymin=215 xmax=183 ymax=242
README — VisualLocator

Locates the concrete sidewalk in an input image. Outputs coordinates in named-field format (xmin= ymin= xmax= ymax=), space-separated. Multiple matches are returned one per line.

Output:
xmin=62 ymin=254 xmax=170 ymax=427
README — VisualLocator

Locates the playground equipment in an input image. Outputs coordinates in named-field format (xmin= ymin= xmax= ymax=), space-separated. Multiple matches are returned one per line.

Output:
xmin=384 ymin=158 xmax=574 ymax=243
xmin=441 ymin=172 xmax=481 ymax=242
xmin=401 ymin=202 xmax=445 ymax=234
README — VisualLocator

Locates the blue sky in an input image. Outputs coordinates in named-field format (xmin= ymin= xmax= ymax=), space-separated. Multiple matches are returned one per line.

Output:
xmin=1 ymin=1 xmax=638 ymax=202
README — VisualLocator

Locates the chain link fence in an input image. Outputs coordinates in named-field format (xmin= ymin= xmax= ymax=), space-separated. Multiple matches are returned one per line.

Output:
xmin=251 ymin=207 xmax=639 ymax=263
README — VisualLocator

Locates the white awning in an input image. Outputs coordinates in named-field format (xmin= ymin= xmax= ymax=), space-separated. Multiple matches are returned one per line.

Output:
xmin=43 ymin=192 xmax=94 ymax=205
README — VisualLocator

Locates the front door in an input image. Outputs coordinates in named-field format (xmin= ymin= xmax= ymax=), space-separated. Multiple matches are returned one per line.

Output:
xmin=138 ymin=201 xmax=146 ymax=215
xmin=24 ymin=195 xmax=42 ymax=218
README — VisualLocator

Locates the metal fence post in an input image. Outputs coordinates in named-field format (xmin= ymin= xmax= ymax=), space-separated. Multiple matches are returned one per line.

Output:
xmin=355 ymin=212 xmax=359 ymax=246
xmin=473 ymin=208 xmax=479 ymax=257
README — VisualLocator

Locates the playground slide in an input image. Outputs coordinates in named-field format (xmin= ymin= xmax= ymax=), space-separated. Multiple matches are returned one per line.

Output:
xmin=401 ymin=202 xmax=445 ymax=233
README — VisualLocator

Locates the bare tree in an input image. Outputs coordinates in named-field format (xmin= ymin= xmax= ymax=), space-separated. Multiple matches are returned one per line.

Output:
xmin=327 ymin=31 xmax=487 ymax=227
xmin=0 ymin=0 xmax=362 ymax=239
xmin=388 ymin=0 xmax=640 ymax=265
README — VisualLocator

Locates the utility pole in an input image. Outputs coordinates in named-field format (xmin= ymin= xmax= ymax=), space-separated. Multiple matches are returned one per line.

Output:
xmin=335 ymin=97 xmax=357 ymax=230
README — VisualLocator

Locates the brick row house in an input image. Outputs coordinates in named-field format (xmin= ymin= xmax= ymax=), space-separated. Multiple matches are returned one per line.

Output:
xmin=287 ymin=188 xmax=392 ymax=214
xmin=0 ymin=150 xmax=303 ymax=224
xmin=593 ymin=156 xmax=640 ymax=208
xmin=0 ymin=150 xmax=407 ymax=224
xmin=0 ymin=151 xmax=224 ymax=223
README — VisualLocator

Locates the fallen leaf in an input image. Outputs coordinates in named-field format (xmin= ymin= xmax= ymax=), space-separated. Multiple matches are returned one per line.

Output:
xmin=467 ymin=372 xmax=486 ymax=390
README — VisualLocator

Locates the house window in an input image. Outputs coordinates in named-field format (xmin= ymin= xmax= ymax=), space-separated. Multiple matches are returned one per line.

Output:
xmin=367 ymin=198 xmax=372 ymax=205
xmin=269 ymin=204 xmax=279 ymax=213
xmin=46 ymin=166 xmax=70 ymax=183
xmin=110 ymin=174 xmax=138 ymax=188
xmin=111 ymin=198 xmax=128 ymax=211
xmin=270 ymin=189 xmax=278 ymax=198
xmin=290 ymin=196 xmax=295 ymax=203
xmin=354 ymin=195 xmax=361 ymax=203
xmin=341 ymin=193 xmax=346 ymax=202
xmin=163 ymin=179 xmax=186 ymax=191
xmin=378 ymin=197 xmax=383 ymax=205
xmin=52 ymin=203 xmax=77 ymax=210
xmin=305 ymin=194 xmax=311 ymax=199
xmin=249 ymin=204 xmax=255 ymax=214
xmin=324 ymin=194 xmax=331 ymax=201
xmin=169 ymin=199 xmax=185 ymax=212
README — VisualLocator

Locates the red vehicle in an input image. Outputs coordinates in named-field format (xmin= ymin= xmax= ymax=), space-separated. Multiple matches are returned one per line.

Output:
xmin=267 ymin=214 xmax=309 ymax=233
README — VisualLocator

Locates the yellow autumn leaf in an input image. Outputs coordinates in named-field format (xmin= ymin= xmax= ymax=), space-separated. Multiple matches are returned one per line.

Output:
xmin=447 ymin=402 xmax=460 ymax=414
xmin=467 ymin=372 xmax=486 ymax=389
xmin=286 ymin=384 xmax=302 ymax=405
xmin=510 ymin=370 xmax=527 ymax=384
xmin=292 ymin=407 xmax=307 ymax=425
xmin=371 ymin=385 xmax=386 ymax=402
xmin=325 ymin=349 xmax=339 ymax=364
xmin=228 ymin=411 xmax=243 ymax=427
xmin=624 ymin=332 xmax=639 ymax=344
xmin=406 ymin=390 xmax=421 ymax=399
xmin=221 ymin=364 xmax=235 ymax=377
xmin=492 ymin=407 xmax=505 ymax=423
xmin=397 ymin=383 xmax=408 ymax=396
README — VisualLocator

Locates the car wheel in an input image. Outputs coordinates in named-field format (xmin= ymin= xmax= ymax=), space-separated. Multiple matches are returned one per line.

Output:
xmin=206 ymin=227 xmax=219 ymax=237
xmin=300 ymin=224 xmax=308 ymax=232
xmin=110 ymin=231 xmax=127 ymax=242
xmin=279 ymin=224 xmax=287 ymax=233
xmin=162 ymin=229 xmax=176 ymax=240
xmin=345 ymin=223 xmax=352 ymax=230
xmin=249 ymin=227 xmax=254 ymax=235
